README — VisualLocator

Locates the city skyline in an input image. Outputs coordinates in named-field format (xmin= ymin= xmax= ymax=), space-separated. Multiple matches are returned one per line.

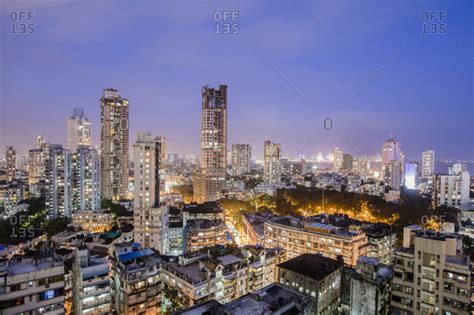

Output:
xmin=1 ymin=0 xmax=473 ymax=160
xmin=1 ymin=2 xmax=473 ymax=315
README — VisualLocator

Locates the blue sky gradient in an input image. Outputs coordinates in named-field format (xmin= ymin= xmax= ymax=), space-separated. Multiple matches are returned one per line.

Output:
xmin=1 ymin=0 xmax=473 ymax=159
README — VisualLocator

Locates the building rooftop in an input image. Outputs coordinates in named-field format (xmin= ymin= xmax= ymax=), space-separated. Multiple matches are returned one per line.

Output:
xmin=1 ymin=254 xmax=63 ymax=276
xmin=184 ymin=202 xmax=223 ymax=214
xmin=225 ymin=283 xmax=310 ymax=314
xmin=217 ymin=254 xmax=243 ymax=266
xmin=118 ymin=248 xmax=155 ymax=262
xmin=185 ymin=219 xmax=225 ymax=230
xmin=269 ymin=215 xmax=365 ymax=239
xmin=277 ymin=253 xmax=343 ymax=281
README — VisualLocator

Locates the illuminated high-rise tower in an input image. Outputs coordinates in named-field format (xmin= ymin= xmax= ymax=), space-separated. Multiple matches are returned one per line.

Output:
xmin=67 ymin=108 xmax=91 ymax=153
xmin=421 ymin=150 xmax=435 ymax=178
xmin=44 ymin=144 xmax=73 ymax=217
xmin=381 ymin=138 xmax=404 ymax=189
xmin=333 ymin=146 xmax=343 ymax=171
xmin=5 ymin=146 xmax=16 ymax=182
xmin=133 ymin=131 xmax=168 ymax=252
xmin=193 ymin=85 xmax=228 ymax=203
xmin=264 ymin=140 xmax=281 ymax=184
xmin=71 ymin=146 xmax=100 ymax=212
xmin=100 ymin=88 xmax=129 ymax=200
xmin=231 ymin=144 xmax=251 ymax=176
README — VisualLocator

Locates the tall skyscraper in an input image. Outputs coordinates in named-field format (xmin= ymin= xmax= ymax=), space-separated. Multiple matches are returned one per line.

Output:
xmin=100 ymin=88 xmax=129 ymax=201
xmin=44 ymin=144 xmax=72 ymax=217
xmin=333 ymin=146 xmax=343 ymax=171
xmin=231 ymin=144 xmax=251 ymax=176
xmin=421 ymin=150 xmax=435 ymax=178
xmin=156 ymin=136 xmax=167 ymax=194
xmin=133 ymin=131 xmax=168 ymax=252
xmin=381 ymin=138 xmax=404 ymax=189
xmin=67 ymin=108 xmax=91 ymax=153
xmin=5 ymin=146 xmax=16 ymax=182
xmin=71 ymin=146 xmax=100 ymax=212
xmin=263 ymin=140 xmax=281 ymax=184
xmin=193 ymin=85 xmax=228 ymax=203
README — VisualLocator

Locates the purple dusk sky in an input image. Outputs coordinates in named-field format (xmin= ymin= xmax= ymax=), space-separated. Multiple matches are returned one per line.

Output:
xmin=1 ymin=0 xmax=473 ymax=160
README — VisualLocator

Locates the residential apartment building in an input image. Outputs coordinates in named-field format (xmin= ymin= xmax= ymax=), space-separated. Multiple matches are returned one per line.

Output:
xmin=391 ymin=226 xmax=472 ymax=315
xmin=182 ymin=201 xmax=224 ymax=223
xmin=183 ymin=219 xmax=227 ymax=252
xmin=71 ymin=146 xmax=100 ymax=212
xmin=231 ymin=144 xmax=251 ymax=176
xmin=0 ymin=253 xmax=65 ymax=314
xmin=111 ymin=243 xmax=161 ymax=314
xmin=72 ymin=248 xmax=111 ymax=314
xmin=100 ymin=88 xmax=129 ymax=200
xmin=333 ymin=147 xmax=343 ymax=171
xmin=160 ymin=246 xmax=283 ymax=312
xmin=381 ymin=138 xmax=404 ymax=189
xmin=44 ymin=143 xmax=73 ymax=217
xmin=176 ymin=283 xmax=313 ymax=314
xmin=194 ymin=85 xmax=228 ymax=203
xmin=71 ymin=210 xmax=114 ymax=233
xmin=433 ymin=169 xmax=470 ymax=209
xmin=67 ymin=108 xmax=92 ymax=153
xmin=350 ymin=256 xmax=392 ymax=315
xmin=277 ymin=253 xmax=343 ymax=314
xmin=422 ymin=150 xmax=435 ymax=178
xmin=264 ymin=216 xmax=368 ymax=266
xmin=132 ymin=131 xmax=168 ymax=253
xmin=263 ymin=140 xmax=281 ymax=184
xmin=5 ymin=146 xmax=16 ymax=182
xmin=365 ymin=223 xmax=397 ymax=265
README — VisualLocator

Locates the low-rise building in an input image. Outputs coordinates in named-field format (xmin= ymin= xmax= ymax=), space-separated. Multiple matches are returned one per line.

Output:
xmin=241 ymin=213 xmax=272 ymax=245
xmin=0 ymin=252 xmax=65 ymax=314
xmin=160 ymin=245 xmax=283 ymax=312
xmin=176 ymin=283 xmax=313 ymax=314
xmin=72 ymin=210 xmax=114 ymax=233
xmin=183 ymin=219 xmax=228 ymax=252
xmin=350 ymin=256 xmax=392 ymax=315
xmin=364 ymin=223 xmax=397 ymax=265
xmin=277 ymin=253 xmax=343 ymax=314
xmin=72 ymin=248 xmax=111 ymax=314
xmin=264 ymin=216 xmax=368 ymax=266
xmin=183 ymin=202 xmax=224 ymax=223
xmin=111 ymin=243 xmax=161 ymax=314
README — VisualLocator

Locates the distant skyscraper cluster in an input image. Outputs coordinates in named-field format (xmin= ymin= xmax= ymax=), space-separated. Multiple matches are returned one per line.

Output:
xmin=42 ymin=108 xmax=101 ymax=217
